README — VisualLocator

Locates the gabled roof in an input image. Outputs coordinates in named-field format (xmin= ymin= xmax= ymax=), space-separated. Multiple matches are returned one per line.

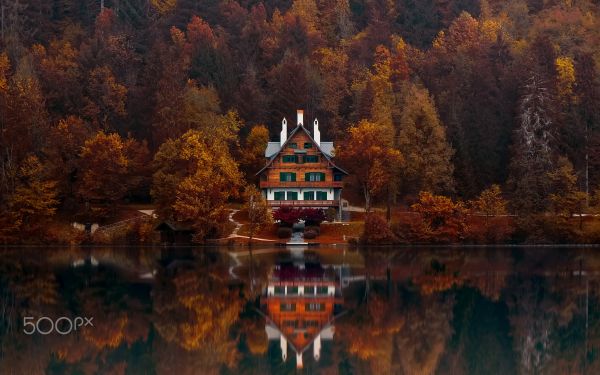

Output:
xmin=256 ymin=125 xmax=349 ymax=176
xmin=265 ymin=141 xmax=334 ymax=158
xmin=265 ymin=142 xmax=281 ymax=158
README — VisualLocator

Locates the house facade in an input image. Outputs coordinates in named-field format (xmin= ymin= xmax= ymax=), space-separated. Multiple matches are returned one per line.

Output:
xmin=257 ymin=110 xmax=347 ymax=219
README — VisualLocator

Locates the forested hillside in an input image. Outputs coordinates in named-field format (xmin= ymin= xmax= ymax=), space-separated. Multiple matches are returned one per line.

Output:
xmin=1 ymin=0 xmax=600 ymax=242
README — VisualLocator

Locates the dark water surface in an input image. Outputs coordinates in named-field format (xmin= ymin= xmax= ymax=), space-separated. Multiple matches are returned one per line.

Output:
xmin=1 ymin=246 xmax=600 ymax=374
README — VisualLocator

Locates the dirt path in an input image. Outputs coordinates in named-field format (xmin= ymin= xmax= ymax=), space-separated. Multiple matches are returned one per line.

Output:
xmin=225 ymin=209 xmax=277 ymax=242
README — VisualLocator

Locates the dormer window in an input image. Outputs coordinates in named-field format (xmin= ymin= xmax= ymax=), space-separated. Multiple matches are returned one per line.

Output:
xmin=288 ymin=143 xmax=298 ymax=149
xmin=304 ymin=142 xmax=312 ymax=149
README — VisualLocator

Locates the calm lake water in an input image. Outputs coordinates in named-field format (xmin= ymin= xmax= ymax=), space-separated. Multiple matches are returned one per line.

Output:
xmin=1 ymin=245 xmax=600 ymax=374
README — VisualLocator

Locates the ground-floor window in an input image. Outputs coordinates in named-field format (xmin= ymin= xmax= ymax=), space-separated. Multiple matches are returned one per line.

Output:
xmin=316 ymin=191 xmax=328 ymax=200
xmin=303 ymin=191 xmax=315 ymax=200
xmin=287 ymin=191 xmax=298 ymax=200
xmin=274 ymin=191 xmax=285 ymax=200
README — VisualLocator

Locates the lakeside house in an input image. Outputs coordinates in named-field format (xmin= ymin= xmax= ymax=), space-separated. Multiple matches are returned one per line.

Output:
xmin=257 ymin=110 xmax=348 ymax=221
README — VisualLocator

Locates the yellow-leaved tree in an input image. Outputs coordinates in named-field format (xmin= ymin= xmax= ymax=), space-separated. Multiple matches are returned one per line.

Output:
xmin=555 ymin=56 xmax=577 ymax=103
xmin=397 ymin=82 xmax=455 ymax=195
xmin=239 ymin=124 xmax=269 ymax=179
xmin=336 ymin=120 xmax=403 ymax=212
xmin=152 ymin=130 xmax=242 ymax=241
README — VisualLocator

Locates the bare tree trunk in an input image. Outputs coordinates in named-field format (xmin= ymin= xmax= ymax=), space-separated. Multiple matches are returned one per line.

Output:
xmin=363 ymin=184 xmax=370 ymax=213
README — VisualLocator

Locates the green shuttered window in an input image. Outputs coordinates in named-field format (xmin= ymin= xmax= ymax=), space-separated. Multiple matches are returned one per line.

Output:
xmin=280 ymin=172 xmax=296 ymax=182
xmin=304 ymin=191 xmax=315 ymax=200
xmin=305 ymin=172 xmax=325 ymax=181
xmin=282 ymin=155 xmax=297 ymax=163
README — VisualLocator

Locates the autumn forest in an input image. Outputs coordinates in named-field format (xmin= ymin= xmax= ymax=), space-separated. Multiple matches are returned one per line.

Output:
xmin=2 ymin=0 xmax=600 ymax=244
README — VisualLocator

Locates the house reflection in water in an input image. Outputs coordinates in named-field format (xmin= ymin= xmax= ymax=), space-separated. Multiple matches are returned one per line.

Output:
xmin=261 ymin=252 xmax=344 ymax=369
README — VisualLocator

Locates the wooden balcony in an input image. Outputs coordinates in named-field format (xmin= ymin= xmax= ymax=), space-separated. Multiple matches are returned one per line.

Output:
xmin=268 ymin=200 xmax=339 ymax=207
xmin=260 ymin=181 xmax=343 ymax=188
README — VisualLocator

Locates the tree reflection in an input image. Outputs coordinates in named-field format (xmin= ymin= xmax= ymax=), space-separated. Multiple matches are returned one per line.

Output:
xmin=2 ymin=247 xmax=600 ymax=374
xmin=152 ymin=251 xmax=243 ymax=374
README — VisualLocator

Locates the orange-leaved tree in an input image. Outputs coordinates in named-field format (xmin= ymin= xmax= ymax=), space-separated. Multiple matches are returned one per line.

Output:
xmin=410 ymin=191 xmax=468 ymax=243
xmin=77 ymin=131 xmax=149 ymax=219
xmin=336 ymin=120 xmax=403 ymax=212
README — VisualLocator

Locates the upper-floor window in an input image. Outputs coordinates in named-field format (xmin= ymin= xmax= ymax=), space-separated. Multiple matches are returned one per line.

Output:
xmin=288 ymin=143 xmax=298 ymax=149
xmin=280 ymin=172 xmax=296 ymax=182
xmin=304 ymin=155 xmax=319 ymax=163
xmin=304 ymin=142 xmax=312 ymax=149
xmin=305 ymin=172 xmax=325 ymax=182
xmin=282 ymin=155 xmax=297 ymax=163
xmin=316 ymin=286 xmax=329 ymax=295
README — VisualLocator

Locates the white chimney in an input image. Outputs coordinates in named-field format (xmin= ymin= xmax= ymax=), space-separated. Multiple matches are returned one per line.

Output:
xmin=313 ymin=118 xmax=321 ymax=146
xmin=280 ymin=117 xmax=288 ymax=146
xmin=297 ymin=109 xmax=304 ymax=127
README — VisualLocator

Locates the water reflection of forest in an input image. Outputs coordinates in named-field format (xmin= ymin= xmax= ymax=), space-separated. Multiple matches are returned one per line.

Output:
xmin=1 ymin=246 xmax=600 ymax=374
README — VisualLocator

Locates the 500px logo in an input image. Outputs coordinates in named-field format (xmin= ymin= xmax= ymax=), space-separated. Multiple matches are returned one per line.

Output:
xmin=23 ymin=316 xmax=94 ymax=335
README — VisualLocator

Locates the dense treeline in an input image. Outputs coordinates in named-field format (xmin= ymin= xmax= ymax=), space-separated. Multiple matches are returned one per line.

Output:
xmin=1 ymin=0 xmax=600 ymax=243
